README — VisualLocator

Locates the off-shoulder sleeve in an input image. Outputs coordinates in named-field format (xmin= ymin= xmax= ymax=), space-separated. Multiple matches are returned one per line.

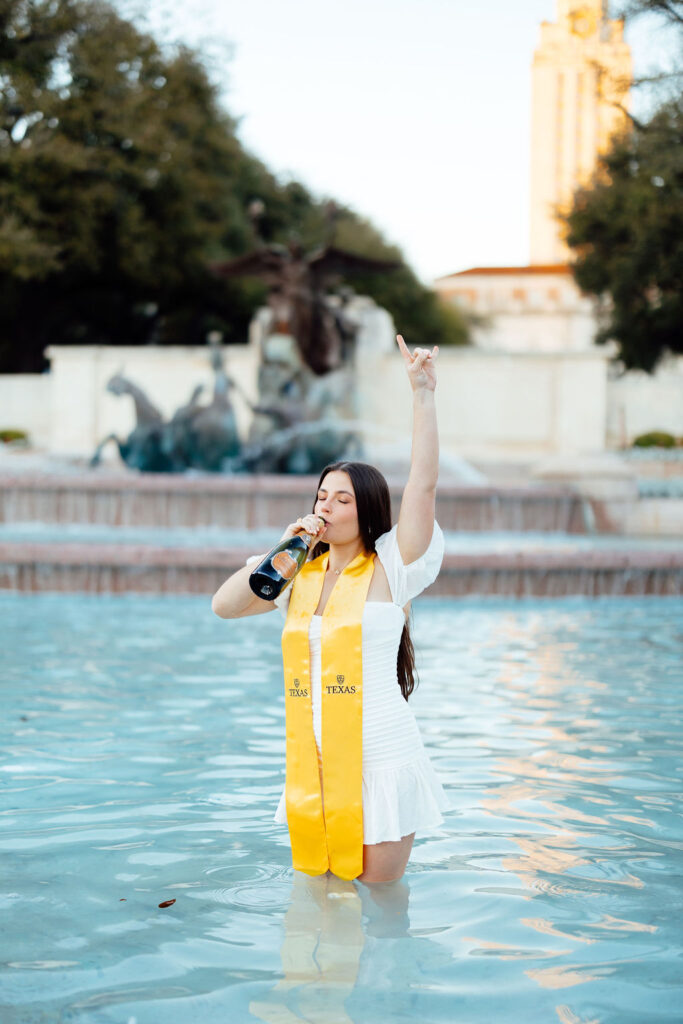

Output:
xmin=245 ymin=554 xmax=291 ymax=619
xmin=373 ymin=520 xmax=444 ymax=607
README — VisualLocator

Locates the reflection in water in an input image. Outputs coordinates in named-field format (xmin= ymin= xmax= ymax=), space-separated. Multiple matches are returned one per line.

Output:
xmin=475 ymin=612 xmax=651 ymax=1003
xmin=249 ymin=871 xmax=410 ymax=1023
xmin=3 ymin=595 xmax=681 ymax=1023
xmin=481 ymin=619 xmax=610 ymax=895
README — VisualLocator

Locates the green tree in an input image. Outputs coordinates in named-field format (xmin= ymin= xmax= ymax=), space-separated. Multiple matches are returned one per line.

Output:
xmin=562 ymin=0 xmax=683 ymax=372
xmin=0 ymin=0 xmax=269 ymax=368
xmin=0 ymin=0 xmax=466 ymax=373
xmin=329 ymin=209 xmax=467 ymax=348
xmin=565 ymin=98 xmax=683 ymax=372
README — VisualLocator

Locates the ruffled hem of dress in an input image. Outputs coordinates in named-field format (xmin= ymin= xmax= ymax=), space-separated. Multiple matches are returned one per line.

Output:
xmin=273 ymin=752 xmax=452 ymax=845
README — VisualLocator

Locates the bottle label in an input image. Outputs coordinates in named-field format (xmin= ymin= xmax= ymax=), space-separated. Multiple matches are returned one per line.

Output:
xmin=272 ymin=551 xmax=298 ymax=580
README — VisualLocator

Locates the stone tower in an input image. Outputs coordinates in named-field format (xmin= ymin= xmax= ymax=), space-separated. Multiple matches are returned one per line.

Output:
xmin=530 ymin=0 xmax=632 ymax=264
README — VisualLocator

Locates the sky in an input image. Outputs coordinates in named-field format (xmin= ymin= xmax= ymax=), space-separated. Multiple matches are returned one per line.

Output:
xmin=130 ymin=0 xmax=675 ymax=285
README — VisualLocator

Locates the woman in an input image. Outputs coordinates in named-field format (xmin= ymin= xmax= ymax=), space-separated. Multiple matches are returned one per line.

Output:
xmin=212 ymin=334 xmax=450 ymax=883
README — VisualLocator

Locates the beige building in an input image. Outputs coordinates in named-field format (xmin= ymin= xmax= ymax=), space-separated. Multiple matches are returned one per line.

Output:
xmin=435 ymin=0 xmax=632 ymax=355
xmin=434 ymin=264 xmax=598 ymax=353
xmin=531 ymin=0 xmax=632 ymax=263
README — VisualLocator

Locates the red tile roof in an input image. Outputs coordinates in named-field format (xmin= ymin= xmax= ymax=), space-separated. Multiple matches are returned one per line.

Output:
xmin=437 ymin=264 xmax=572 ymax=279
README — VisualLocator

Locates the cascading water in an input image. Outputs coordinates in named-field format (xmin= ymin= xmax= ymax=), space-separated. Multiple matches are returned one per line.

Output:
xmin=0 ymin=441 xmax=681 ymax=596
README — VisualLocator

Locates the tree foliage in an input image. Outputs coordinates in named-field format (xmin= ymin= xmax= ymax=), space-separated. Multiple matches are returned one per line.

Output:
xmin=0 ymin=0 xmax=466 ymax=372
xmin=563 ymin=1 xmax=683 ymax=372
xmin=566 ymin=99 xmax=683 ymax=372
xmin=617 ymin=0 xmax=683 ymax=30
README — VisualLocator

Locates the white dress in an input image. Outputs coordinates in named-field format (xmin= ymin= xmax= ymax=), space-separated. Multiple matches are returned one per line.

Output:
xmin=246 ymin=520 xmax=451 ymax=844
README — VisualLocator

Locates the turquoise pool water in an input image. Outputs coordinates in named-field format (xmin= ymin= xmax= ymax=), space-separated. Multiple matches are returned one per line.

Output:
xmin=1 ymin=521 xmax=681 ymax=552
xmin=1 ymin=593 xmax=682 ymax=1023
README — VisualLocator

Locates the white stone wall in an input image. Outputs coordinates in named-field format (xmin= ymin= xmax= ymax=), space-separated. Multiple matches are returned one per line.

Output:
xmin=0 ymin=373 xmax=52 ymax=448
xmin=43 ymin=343 xmax=260 ymax=458
xmin=359 ymin=345 xmax=612 ymax=460
xmin=606 ymin=354 xmax=683 ymax=446
xmin=2 ymin=342 xmax=681 ymax=462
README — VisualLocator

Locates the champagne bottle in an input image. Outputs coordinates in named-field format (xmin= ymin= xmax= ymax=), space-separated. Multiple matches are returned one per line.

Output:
xmin=248 ymin=516 xmax=326 ymax=600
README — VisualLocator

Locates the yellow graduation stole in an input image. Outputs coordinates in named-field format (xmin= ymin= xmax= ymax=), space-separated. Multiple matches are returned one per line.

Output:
xmin=281 ymin=547 xmax=375 ymax=880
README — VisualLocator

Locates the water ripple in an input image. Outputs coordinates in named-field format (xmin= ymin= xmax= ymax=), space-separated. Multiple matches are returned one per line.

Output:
xmin=0 ymin=593 xmax=681 ymax=1023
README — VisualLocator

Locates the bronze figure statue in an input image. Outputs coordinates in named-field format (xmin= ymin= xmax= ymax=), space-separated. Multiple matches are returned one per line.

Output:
xmin=89 ymin=223 xmax=400 ymax=473
xmin=212 ymin=241 xmax=400 ymax=375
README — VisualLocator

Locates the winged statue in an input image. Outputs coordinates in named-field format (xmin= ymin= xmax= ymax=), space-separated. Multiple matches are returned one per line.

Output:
xmin=212 ymin=241 xmax=400 ymax=375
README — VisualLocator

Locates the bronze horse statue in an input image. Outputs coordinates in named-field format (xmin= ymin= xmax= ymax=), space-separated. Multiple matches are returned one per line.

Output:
xmin=90 ymin=362 xmax=240 ymax=472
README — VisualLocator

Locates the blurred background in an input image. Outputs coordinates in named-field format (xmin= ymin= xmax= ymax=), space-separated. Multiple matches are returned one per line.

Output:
xmin=3 ymin=9 xmax=683 ymax=1021
xmin=1 ymin=0 xmax=682 ymax=591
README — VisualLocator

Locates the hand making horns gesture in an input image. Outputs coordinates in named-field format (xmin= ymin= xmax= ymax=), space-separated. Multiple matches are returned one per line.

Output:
xmin=396 ymin=334 xmax=438 ymax=393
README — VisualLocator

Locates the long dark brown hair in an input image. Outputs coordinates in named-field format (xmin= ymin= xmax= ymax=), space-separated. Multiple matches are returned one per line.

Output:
xmin=308 ymin=460 xmax=418 ymax=701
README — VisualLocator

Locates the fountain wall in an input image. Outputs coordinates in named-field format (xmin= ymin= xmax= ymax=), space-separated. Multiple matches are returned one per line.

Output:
xmin=2 ymin=342 xmax=620 ymax=461
xmin=1 ymin=472 xmax=681 ymax=596
xmin=2 ymin=542 xmax=680 ymax=597
xmin=0 ymin=474 xmax=587 ymax=530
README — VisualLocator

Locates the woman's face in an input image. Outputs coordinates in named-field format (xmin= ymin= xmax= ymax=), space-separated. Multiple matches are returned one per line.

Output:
xmin=314 ymin=471 xmax=359 ymax=544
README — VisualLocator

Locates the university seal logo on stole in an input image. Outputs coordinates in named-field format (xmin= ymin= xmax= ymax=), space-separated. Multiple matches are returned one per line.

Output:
xmin=281 ymin=547 xmax=375 ymax=879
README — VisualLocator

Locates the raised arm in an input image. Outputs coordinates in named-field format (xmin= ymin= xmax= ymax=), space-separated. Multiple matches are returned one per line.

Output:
xmin=395 ymin=335 xmax=439 ymax=565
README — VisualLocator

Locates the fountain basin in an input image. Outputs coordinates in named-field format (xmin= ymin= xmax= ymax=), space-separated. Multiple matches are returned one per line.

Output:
xmin=2 ymin=540 xmax=681 ymax=597
xmin=0 ymin=472 xmax=589 ymax=532
xmin=1 ymin=470 xmax=680 ymax=596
